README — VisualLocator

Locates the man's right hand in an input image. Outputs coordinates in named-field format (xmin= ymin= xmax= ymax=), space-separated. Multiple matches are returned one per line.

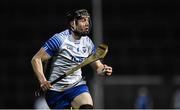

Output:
xmin=40 ymin=81 xmax=52 ymax=91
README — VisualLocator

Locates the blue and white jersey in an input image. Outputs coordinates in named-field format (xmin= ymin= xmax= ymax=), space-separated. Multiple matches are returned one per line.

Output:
xmin=42 ymin=29 xmax=95 ymax=91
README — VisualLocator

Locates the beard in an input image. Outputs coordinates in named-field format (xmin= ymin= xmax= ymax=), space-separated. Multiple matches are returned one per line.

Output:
xmin=73 ymin=29 xmax=89 ymax=36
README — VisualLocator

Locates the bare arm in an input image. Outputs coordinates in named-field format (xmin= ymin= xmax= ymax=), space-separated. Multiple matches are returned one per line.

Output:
xmin=90 ymin=60 xmax=112 ymax=76
xmin=31 ymin=48 xmax=52 ymax=91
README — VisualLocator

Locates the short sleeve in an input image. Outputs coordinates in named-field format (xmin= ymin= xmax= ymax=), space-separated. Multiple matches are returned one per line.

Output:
xmin=87 ymin=37 xmax=96 ymax=55
xmin=42 ymin=34 xmax=62 ymax=56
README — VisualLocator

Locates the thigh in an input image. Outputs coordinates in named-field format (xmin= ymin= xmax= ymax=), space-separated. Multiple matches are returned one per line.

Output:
xmin=45 ymin=90 xmax=71 ymax=109
xmin=71 ymin=92 xmax=93 ymax=109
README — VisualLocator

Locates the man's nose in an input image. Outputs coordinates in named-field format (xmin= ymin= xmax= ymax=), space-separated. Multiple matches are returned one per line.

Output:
xmin=85 ymin=21 xmax=89 ymax=26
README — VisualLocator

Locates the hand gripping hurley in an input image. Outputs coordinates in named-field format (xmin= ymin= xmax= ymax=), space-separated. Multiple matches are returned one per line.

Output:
xmin=35 ymin=44 xmax=108 ymax=96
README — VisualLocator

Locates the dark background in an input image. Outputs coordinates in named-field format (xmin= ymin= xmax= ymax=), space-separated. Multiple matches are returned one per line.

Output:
xmin=0 ymin=0 xmax=180 ymax=108
xmin=103 ymin=0 xmax=180 ymax=77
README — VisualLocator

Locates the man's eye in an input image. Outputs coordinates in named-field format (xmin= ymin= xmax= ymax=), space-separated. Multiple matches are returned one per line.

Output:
xmin=81 ymin=19 xmax=86 ymax=22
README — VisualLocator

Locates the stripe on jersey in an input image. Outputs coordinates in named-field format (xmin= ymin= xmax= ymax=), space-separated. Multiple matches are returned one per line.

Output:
xmin=43 ymin=34 xmax=62 ymax=56
xmin=92 ymin=46 xmax=96 ymax=54
xmin=87 ymin=37 xmax=96 ymax=54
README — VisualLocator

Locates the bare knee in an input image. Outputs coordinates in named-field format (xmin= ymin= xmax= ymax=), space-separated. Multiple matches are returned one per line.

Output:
xmin=71 ymin=92 xmax=93 ymax=109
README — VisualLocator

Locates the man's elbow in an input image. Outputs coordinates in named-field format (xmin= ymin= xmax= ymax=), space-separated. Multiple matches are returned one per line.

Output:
xmin=31 ymin=56 xmax=38 ymax=65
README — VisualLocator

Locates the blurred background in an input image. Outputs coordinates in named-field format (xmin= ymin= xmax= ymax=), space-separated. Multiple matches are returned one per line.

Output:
xmin=1 ymin=0 xmax=180 ymax=109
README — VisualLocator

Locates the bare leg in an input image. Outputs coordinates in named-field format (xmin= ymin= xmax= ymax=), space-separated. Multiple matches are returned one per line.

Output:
xmin=71 ymin=92 xmax=93 ymax=109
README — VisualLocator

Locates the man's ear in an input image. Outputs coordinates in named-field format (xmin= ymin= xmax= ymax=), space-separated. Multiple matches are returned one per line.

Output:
xmin=70 ymin=20 xmax=76 ymax=29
